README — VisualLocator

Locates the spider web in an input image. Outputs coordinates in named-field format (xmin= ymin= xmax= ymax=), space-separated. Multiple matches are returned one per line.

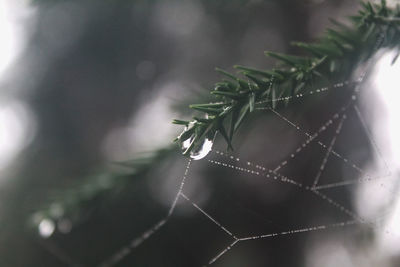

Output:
xmin=89 ymin=32 xmax=400 ymax=267
xmin=98 ymin=104 xmax=394 ymax=266
xmin=36 ymin=31 xmax=400 ymax=266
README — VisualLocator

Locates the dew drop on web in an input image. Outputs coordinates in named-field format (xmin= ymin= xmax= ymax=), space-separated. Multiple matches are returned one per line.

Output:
xmin=179 ymin=122 xmax=213 ymax=160
xmin=188 ymin=137 xmax=213 ymax=160
xmin=180 ymin=134 xmax=193 ymax=152
xmin=179 ymin=122 xmax=195 ymax=153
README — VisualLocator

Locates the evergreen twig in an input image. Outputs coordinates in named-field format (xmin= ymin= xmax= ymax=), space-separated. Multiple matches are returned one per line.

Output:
xmin=31 ymin=0 xmax=400 ymax=230
xmin=174 ymin=0 xmax=400 ymax=156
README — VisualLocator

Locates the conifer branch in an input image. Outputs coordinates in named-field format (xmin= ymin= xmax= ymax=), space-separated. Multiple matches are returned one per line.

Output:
xmin=31 ymin=0 xmax=400 ymax=230
xmin=29 ymin=146 xmax=176 ymax=229
xmin=174 ymin=0 xmax=400 ymax=156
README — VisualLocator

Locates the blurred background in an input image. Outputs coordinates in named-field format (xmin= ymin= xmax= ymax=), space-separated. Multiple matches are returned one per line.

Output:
xmin=0 ymin=0 xmax=399 ymax=266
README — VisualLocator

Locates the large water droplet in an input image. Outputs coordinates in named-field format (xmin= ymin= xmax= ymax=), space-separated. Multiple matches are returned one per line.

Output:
xmin=178 ymin=122 xmax=214 ymax=160
xmin=181 ymin=134 xmax=193 ymax=152
xmin=178 ymin=121 xmax=196 ymax=152
xmin=188 ymin=137 xmax=213 ymax=160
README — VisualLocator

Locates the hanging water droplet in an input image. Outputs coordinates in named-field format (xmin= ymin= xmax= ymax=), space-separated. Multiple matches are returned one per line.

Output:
xmin=178 ymin=121 xmax=196 ymax=152
xmin=38 ymin=218 xmax=55 ymax=238
xmin=181 ymin=134 xmax=193 ymax=152
xmin=178 ymin=121 xmax=214 ymax=160
xmin=188 ymin=137 xmax=213 ymax=160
